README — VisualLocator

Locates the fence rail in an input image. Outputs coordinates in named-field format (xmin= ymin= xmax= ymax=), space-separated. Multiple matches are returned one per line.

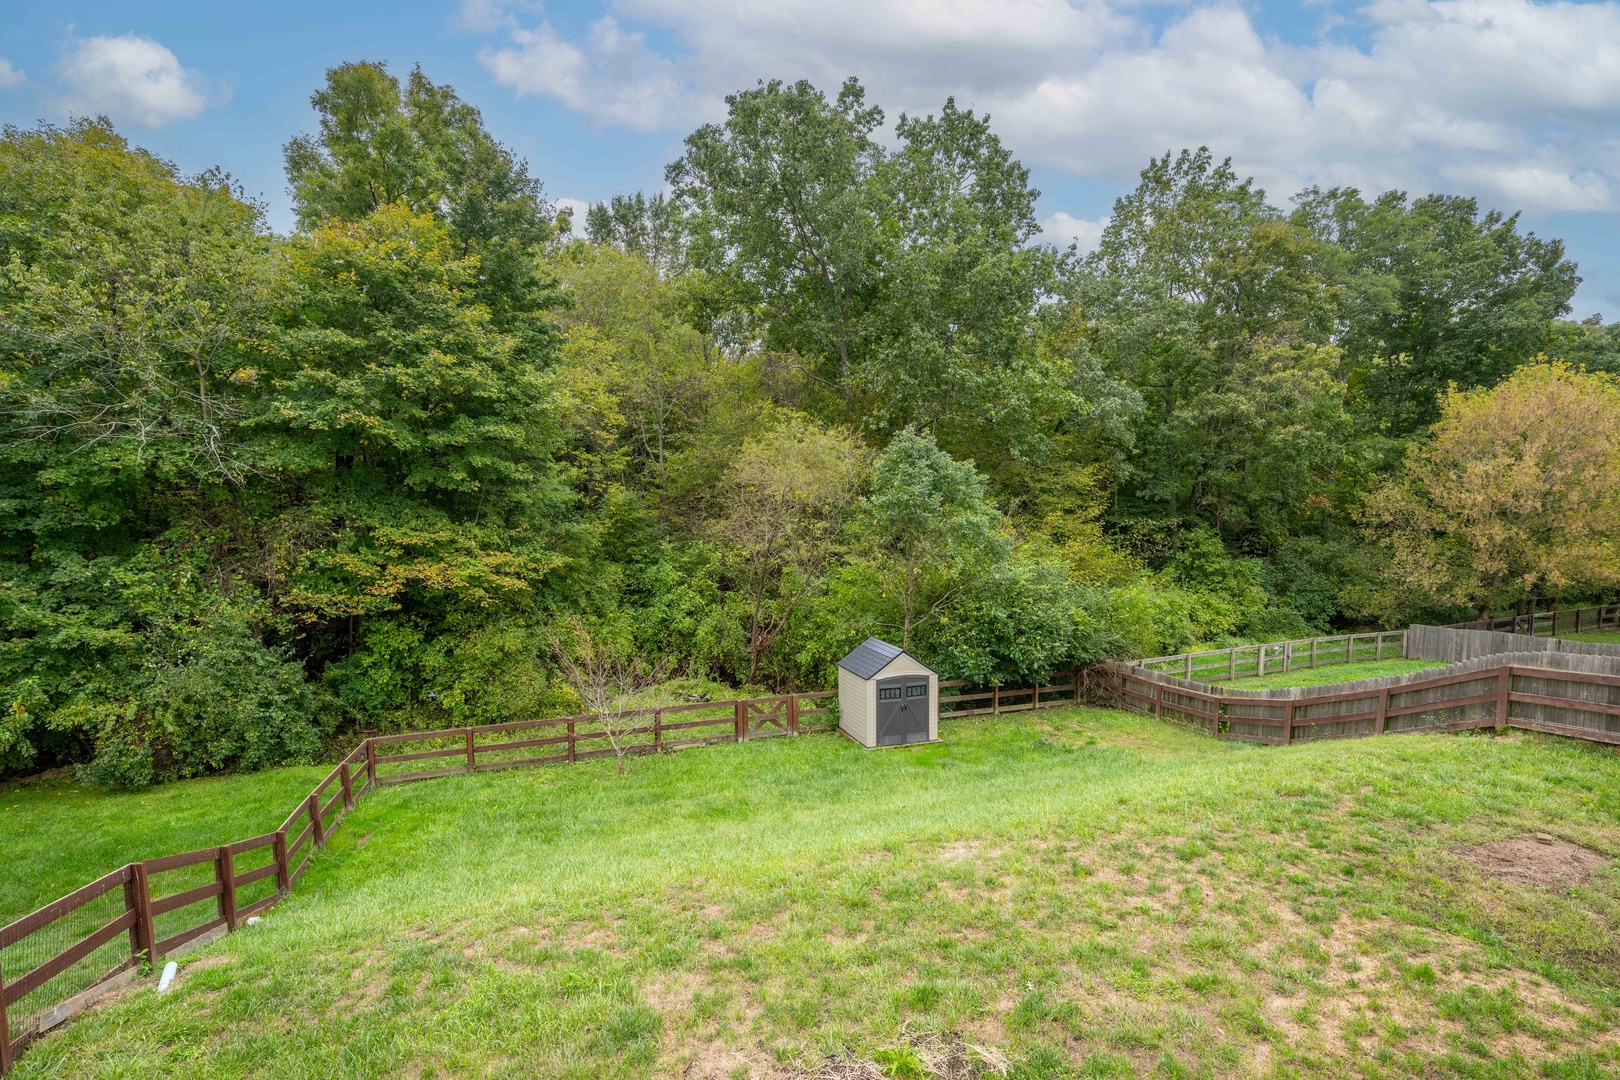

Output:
xmin=1131 ymin=630 xmax=1409 ymax=682
xmin=0 ymin=678 xmax=1021 ymax=1074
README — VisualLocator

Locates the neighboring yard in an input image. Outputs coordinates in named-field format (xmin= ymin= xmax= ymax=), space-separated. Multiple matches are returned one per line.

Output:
xmin=5 ymin=709 xmax=1619 ymax=1080
xmin=1560 ymin=631 xmax=1620 ymax=646
xmin=1203 ymin=658 xmax=1446 ymax=690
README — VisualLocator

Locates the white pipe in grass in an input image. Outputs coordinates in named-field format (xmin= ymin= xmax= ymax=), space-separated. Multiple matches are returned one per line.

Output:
xmin=157 ymin=961 xmax=178 ymax=993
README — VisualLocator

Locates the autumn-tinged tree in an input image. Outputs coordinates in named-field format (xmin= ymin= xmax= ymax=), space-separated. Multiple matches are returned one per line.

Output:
xmin=1361 ymin=361 xmax=1620 ymax=615
xmin=713 ymin=415 xmax=869 ymax=682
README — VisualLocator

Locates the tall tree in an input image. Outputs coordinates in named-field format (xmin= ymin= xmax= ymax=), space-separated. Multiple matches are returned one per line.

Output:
xmin=284 ymin=61 xmax=556 ymax=322
xmin=858 ymin=429 xmax=1005 ymax=648
xmin=1292 ymin=187 xmax=1578 ymax=434
xmin=669 ymin=79 xmax=1067 ymax=464
xmin=1080 ymin=149 xmax=1352 ymax=546
xmin=669 ymin=77 xmax=886 ymax=388
xmin=712 ymin=415 xmax=868 ymax=682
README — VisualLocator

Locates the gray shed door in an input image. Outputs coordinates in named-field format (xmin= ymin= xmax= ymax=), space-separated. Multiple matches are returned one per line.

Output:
xmin=877 ymin=676 xmax=930 ymax=746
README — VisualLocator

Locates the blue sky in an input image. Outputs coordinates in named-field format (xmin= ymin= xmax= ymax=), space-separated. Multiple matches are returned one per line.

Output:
xmin=2 ymin=0 xmax=1617 ymax=317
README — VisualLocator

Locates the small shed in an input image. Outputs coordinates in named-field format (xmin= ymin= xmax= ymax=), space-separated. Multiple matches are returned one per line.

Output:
xmin=837 ymin=637 xmax=938 ymax=748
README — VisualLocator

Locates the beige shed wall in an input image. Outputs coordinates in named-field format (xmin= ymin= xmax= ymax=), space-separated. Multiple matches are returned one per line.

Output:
xmin=838 ymin=665 xmax=875 ymax=747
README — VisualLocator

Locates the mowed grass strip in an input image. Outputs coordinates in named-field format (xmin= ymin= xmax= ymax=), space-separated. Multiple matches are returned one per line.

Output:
xmin=1206 ymin=658 xmax=1447 ymax=690
xmin=9 ymin=710 xmax=1620 ymax=1080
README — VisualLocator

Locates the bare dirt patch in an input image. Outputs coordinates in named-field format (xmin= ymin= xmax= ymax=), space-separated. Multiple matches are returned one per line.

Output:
xmin=1460 ymin=835 xmax=1610 ymax=887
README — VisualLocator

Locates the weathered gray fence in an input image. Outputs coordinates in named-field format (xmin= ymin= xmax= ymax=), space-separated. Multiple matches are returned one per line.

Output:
xmin=1110 ymin=649 xmax=1620 ymax=747
xmin=1131 ymin=630 xmax=1408 ymax=682
xmin=1408 ymin=624 xmax=1620 ymax=664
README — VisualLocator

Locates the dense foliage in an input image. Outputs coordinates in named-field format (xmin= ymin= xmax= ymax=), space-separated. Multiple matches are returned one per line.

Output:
xmin=1 ymin=64 xmax=1611 ymax=786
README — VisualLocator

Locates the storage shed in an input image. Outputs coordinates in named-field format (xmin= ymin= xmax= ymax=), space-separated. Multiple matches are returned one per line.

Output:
xmin=836 ymin=637 xmax=938 ymax=748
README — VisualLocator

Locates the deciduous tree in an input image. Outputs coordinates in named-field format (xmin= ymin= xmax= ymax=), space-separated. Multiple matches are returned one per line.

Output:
xmin=1361 ymin=361 xmax=1620 ymax=615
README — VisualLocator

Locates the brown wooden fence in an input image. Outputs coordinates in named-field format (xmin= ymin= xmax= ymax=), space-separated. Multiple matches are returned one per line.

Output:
xmin=0 ymin=674 xmax=1090 ymax=1074
xmin=1109 ymin=652 xmax=1620 ymax=748
xmin=1443 ymin=603 xmax=1620 ymax=638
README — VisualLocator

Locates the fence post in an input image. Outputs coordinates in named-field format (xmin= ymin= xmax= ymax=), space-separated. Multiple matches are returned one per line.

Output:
xmin=1375 ymin=687 xmax=1388 ymax=735
xmin=217 ymin=845 xmax=238 ymax=931
xmin=129 ymin=863 xmax=156 ymax=966
xmin=1496 ymin=667 xmax=1510 ymax=728
xmin=993 ymin=685 xmax=1000 ymax=715
xmin=308 ymin=793 xmax=326 ymax=850
xmin=1152 ymin=683 xmax=1161 ymax=720
xmin=1282 ymin=700 xmax=1293 ymax=745
xmin=1228 ymin=648 xmax=1236 ymax=681
xmin=1310 ymin=638 xmax=1318 ymax=668
xmin=734 ymin=700 xmax=747 ymax=742
xmin=340 ymin=761 xmax=354 ymax=812
xmin=567 ymin=720 xmax=576 ymax=763
xmin=365 ymin=739 xmax=377 ymax=790
xmin=0 ymin=963 xmax=11 ymax=1074
xmin=465 ymin=728 xmax=475 ymax=774
xmin=272 ymin=830 xmax=290 ymax=898
xmin=787 ymin=696 xmax=799 ymax=735
xmin=1184 ymin=654 xmax=1192 ymax=679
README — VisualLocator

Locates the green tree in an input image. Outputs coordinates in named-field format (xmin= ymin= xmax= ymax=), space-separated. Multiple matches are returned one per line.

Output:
xmin=284 ymin=61 xmax=556 ymax=322
xmin=712 ymin=415 xmax=868 ymax=682
xmin=1081 ymin=149 xmax=1353 ymax=546
xmin=260 ymin=205 xmax=567 ymax=646
xmin=1292 ymin=186 xmax=1578 ymax=434
xmin=668 ymin=79 xmax=1068 ymax=465
xmin=0 ymin=120 xmax=316 ymax=780
xmin=669 ymin=77 xmax=886 ymax=390
xmin=858 ymin=428 xmax=1005 ymax=647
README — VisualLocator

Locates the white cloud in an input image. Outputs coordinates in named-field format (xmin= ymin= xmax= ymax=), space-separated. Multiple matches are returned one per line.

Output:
xmin=1442 ymin=163 xmax=1613 ymax=212
xmin=467 ymin=0 xmax=1620 ymax=215
xmin=55 ymin=34 xmax=218 ymax=129
xmin=478 ymin=16 xmax=688 ymax=130
xmin=0 ymin=59 xmax=25 ymax=90
xmin=1041 ymin=212 xmax=1110 ymax=255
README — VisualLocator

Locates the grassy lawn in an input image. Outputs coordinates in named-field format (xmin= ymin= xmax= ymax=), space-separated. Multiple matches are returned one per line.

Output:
xmin=1205 ymin=658 xmax=1447 ymax=690
xmin=7 ymin=709 xmax=1620 ymax=1080
xmin=1559 ymin=630 xmax=1620 ymax=646
xmin=1 ymin=766 xmax=331 ymax=925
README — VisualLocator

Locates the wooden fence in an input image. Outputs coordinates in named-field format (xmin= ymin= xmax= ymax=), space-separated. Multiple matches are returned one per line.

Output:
xmin=1131 ymin=630 xmax=1409 ymax=682
xmin=1110 ymin=650 xmax=1620 ymax=748
xmin=0 ymin=673 xmax=1089 ymax=1074
xmin=1443 ymin=603 xmax=1620 ymax=638
xmin=1408 ymin=623 xmax=1620 ymax=664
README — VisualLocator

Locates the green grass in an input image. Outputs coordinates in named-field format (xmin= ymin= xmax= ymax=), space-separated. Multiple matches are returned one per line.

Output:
xmin=1 ymin=766 xmax=330 ymax=924
xmin=1557 ymin=629 xmax=1620 ymax=646
xmin=8 ymin=709 xmax=1620 ymax=1080
xmin=1206 ymin=658 xmax=1447 ymax=690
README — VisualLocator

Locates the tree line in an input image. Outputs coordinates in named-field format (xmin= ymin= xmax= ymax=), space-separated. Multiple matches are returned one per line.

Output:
xmin=3 ymin=62 xmax=1617 ymax=787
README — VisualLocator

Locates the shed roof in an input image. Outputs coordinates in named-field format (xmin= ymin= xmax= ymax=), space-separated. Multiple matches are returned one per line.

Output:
xmin=837 ymin=637 xmax=935 ymax=679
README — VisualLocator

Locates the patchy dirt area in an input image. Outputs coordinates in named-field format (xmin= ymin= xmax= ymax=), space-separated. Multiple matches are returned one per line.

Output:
xmin=1460 ymin=834 xmax=1610 ymax=887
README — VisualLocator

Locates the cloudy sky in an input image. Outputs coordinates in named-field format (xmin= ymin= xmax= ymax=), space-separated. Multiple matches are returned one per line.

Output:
xmin=2 ymin=0 xmax=1617 ymax=314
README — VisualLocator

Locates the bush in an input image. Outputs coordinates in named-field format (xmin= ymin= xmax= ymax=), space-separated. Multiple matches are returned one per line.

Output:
xmin=80 ymin=611 xmax=323 ymax=789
